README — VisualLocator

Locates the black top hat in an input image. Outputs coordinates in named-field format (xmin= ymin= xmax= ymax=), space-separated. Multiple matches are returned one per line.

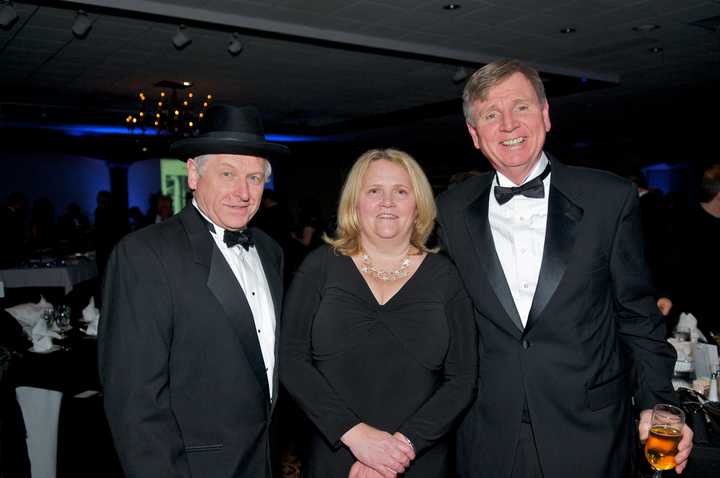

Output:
xmin=169 ymin=104 xmax=290 ymax=160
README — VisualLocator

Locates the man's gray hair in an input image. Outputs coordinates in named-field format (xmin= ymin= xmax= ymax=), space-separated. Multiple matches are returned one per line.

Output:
xmin=192 ymin=154 xmax=272 ymax=182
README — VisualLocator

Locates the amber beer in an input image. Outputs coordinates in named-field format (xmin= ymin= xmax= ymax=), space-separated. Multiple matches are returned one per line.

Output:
xmin=645 ymin=424 xmax=682 ymax=471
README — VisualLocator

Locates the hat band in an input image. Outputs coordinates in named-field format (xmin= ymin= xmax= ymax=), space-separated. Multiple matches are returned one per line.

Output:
xmin=201 ymin=131 xmax=267 ymax=142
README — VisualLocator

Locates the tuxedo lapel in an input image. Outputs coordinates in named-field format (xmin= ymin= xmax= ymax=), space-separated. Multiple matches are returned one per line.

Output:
xmin=207 ymin=248 xmax=271 ymax=402
xmin=525 ymin=160 xmax=583 ymax=332
xmin=180 ymin=206 xmax=271 ymax=403
xmin=464 ymin=180 xmax=524 ymax=336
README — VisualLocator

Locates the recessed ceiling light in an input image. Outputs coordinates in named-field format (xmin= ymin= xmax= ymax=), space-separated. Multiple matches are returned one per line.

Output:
xmin=559 ymin=27 xmax=576 ymax=34
xmin=443 ymin=4 xmax=461 ymax=10
xmin=648 ymin=46 xmax=663 ymax=54
xmin=633 ymin=24 xmax=660 ymax=32
xmin=72 ymin=10 xmax=92 ymax=38
xmin=182 ymin=81 xmax=192 ymax=86
xmin=228 ymin=33 xmax=243 ymax=56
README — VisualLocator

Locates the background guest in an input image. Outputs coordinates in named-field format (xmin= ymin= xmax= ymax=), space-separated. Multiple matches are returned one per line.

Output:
xmin=253 ymin=189 xmax=293 ymax=250
xmin=127 ymin=206 xmax=148 ymax=232
xmin=58 ymin=202 xmax=90 ymax=251
xmin=669 ymin=163 xmax=720 ymax=338
xmin=153 ymin=194 xmax=174 ymax=223
xmin=629 ymin=170 xmax=674 ymax=317
xmin=287 ymin=196 xmax=324 ymax=275
xmin=29 ymin=197 xmax=55 ymax=251
xmin=94 ymin=190 xmax=126 ymax=276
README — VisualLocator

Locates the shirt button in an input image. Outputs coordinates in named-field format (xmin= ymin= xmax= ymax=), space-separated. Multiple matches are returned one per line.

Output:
xmin=252 ymin=292 xmax=256 ymax=296
xmin=258 ymin=329 xmax=261 ymax=333
xmin=522 ymin=283 xmax=529 ymax=289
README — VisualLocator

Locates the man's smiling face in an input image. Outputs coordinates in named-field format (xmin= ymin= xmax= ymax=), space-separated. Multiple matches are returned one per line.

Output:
xmin=466 ymin=72 xmax=551 ymax=185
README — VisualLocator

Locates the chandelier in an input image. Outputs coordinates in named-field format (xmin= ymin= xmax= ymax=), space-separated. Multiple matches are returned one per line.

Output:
xmin=125 ymin=80 xmax=213 ymax=138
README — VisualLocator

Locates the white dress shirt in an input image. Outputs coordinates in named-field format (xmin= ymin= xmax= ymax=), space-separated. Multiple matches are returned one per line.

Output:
xmin=193 ymin=201 xmax=276 ymax=397
xmin=488 ymin=153 xmax=550 ymax=327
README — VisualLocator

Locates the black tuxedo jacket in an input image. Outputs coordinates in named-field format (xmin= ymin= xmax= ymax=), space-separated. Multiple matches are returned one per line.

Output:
xmin=437 ymin=158 xmax=676 ymax=478
xmin=99 ymin=205 xmax=283 ymax=478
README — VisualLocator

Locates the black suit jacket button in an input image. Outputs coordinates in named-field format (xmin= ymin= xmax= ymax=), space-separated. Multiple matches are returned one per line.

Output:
xmin=522 ymin=339 xmax=530 ymax=350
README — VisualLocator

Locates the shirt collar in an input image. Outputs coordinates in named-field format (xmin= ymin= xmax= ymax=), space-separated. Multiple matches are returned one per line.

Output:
xmin=495 ymin=152 xmax=549 ymax=188
xmin=192 ymin=199 xmax=224 ymax=237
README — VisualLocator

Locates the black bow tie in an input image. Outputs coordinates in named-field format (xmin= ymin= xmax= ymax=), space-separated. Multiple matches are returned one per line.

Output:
xmin=493 ymin=163 xmax=551 ymax=205
xmin=224 ymin=229 xmax=254 ymax=250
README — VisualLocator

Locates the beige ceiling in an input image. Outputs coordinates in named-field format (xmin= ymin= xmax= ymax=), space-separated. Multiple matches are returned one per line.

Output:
xmin=1 ymin=0 xmax=719 ymax=134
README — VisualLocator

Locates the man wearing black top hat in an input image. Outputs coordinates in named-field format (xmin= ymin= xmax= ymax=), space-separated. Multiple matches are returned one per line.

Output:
xmin=99 ymin=105 xmax=288 ymax=478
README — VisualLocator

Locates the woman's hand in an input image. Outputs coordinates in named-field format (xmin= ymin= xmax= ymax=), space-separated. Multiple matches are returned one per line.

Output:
xmin=341 ymin=423 xmax=415 ymax=477
xmin=392 ymin=431 xmax=414 ymax=452
xmin=348 ymin=461 xmax=390 ymax=478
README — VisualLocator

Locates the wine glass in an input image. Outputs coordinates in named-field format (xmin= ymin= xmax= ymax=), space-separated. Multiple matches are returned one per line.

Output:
xmin=54 ymin=305 xmax=73 ymax=350
xmin=644 ymin=404 xmax=684 ymax=477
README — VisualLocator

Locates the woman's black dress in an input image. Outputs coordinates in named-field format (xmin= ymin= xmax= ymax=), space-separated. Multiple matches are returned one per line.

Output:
xmin=280 ymin=246 xmax=477 ymax=477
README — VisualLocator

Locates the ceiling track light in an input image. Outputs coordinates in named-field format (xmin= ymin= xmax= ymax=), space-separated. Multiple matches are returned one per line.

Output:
xmin=559 ymin=26 xmax=576 ymax=34
xmin=648 ymin=46 xmax=664 ymax=54
xmin=0 ymin=1 xmax=18 ymax=29
xmin=172 ymin=24 xmax=191 ymax=50
xmin=228 ymin=32 xmax=243 ymax=56
xmin=443 ymin=4 xmax=461 ymax=10
xmin=72 ymin=10 xmax=92 ymax=38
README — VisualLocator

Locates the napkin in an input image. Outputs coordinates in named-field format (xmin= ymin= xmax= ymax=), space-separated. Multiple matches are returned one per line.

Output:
xmin=5 ymin=296 xmax=54 ymax=339
xmin=675 ymin=312 xmax=708 ymax=343
xmin=81 ymin=297 xmax=100 ymax=336
xmin=30 ymin=318 xmax=61 ymax=352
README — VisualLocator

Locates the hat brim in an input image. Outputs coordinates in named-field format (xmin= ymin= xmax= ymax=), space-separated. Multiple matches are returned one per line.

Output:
xmin=169 ymin=137 xmax=290 ymax=161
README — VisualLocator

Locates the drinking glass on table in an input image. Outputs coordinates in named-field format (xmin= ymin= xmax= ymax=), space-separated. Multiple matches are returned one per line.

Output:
xmin=644 ymin=404 xmax=685 ymax=477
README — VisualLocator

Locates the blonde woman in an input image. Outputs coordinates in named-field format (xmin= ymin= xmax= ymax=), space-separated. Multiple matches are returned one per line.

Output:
xmin=281 ymin=149 xmax=476 ymax=477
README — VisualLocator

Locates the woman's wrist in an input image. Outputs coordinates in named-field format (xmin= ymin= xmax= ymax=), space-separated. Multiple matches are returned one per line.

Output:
xmin=340 ymin=422 xmax=365 ymax=447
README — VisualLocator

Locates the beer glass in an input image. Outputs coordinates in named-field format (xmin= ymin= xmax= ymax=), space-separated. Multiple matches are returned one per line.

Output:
xmin=644 ymin=404 xmax=684 ymax=477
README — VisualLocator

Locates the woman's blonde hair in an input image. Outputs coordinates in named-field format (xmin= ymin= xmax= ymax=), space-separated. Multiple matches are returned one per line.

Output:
xmin=324 ymin=148 xmax=437 ymax=256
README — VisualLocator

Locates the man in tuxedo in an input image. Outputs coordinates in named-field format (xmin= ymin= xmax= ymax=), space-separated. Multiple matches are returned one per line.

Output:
xmin=437 ymin=60 xmax=692 ymax=478
xmin=99 ymin=104 xmax=288 ymax=478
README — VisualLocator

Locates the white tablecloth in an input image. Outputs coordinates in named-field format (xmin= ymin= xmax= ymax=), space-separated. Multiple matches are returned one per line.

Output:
xmin=0 ymin=261 xmax=97 ymax=293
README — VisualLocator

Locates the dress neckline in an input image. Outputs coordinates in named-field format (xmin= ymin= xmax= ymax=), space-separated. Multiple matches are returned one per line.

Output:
xmin=346 ymin=251 xmax=430 ymax=307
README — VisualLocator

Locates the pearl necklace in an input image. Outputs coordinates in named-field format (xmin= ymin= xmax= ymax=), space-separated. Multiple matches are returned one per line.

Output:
xmin=359 ymin=249 xmax=411 ymax=282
